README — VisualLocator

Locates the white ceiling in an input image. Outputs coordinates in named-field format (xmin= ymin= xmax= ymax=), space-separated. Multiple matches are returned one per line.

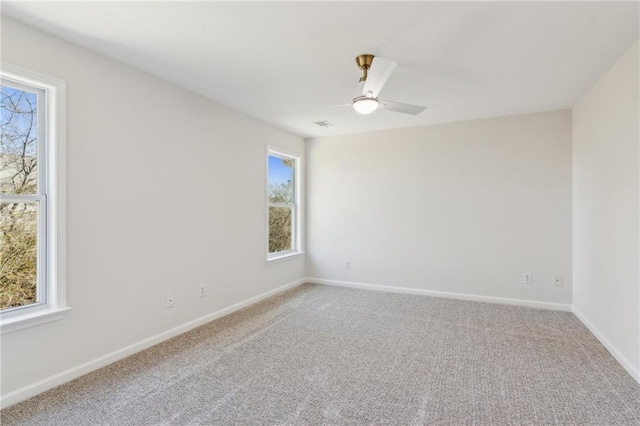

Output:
xmin=2 ymin=2 xmax=638 ymax=138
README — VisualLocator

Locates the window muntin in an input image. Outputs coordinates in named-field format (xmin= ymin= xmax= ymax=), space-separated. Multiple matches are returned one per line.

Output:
xmin=267 ymin=151 xmax=300 ymax=258
xmin=1 ymin=80 xmax=46 ymax=312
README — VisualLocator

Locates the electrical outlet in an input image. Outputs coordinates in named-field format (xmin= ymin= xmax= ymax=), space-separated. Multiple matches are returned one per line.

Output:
xmin=553 ymin=276 xmax=563 ymax=287
xmin=199 ymin=284 xmax=205 ymax=297
xmin=344 ymin=260 xmax=351 ymax=270
xmin=166 ymin=292 xmax=175 ymax=308
xmin=523 ymin=272 xmax=533 ymax=284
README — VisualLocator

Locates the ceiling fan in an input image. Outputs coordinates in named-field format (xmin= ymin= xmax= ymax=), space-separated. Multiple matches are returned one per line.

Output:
xmin=313 ymin=54 xmax=427 ymax=116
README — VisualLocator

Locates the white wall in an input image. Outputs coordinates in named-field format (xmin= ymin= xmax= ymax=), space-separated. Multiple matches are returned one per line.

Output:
xmin=0 ymin=17 xmax=305 ymax=401
xmin=307 ymin=110 xmax=572 ymax=305
xmin=572 ymin=41 xmax=639 ymax=380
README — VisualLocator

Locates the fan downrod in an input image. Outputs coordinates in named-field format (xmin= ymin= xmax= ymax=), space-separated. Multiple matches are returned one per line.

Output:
xmin=355 ymin=54 xmax=375 ymax=82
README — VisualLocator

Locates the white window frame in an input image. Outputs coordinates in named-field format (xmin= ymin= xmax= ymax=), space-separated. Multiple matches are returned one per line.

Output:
xmin=0 ymin=63 xmax=69 ymax=334
xmin=266 ymin=146 xmax=303 ymax=263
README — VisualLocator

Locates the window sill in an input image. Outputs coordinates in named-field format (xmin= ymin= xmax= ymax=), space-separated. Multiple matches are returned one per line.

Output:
xmin=266 ymin=251 xmax=305 ymax=264
xmin=1 ymin=307 xmax=71 ymax=335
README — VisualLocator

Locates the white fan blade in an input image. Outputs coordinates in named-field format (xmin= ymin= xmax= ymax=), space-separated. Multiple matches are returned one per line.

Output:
xmin=362 ymin=57 xmax=397 ymax=97
xmin=381 ymin=101 xmax=427 ymax=115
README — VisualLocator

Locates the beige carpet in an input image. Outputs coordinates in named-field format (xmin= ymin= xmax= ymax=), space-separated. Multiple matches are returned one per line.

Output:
xmin=2 ymin=283 xmax=639 ymax=425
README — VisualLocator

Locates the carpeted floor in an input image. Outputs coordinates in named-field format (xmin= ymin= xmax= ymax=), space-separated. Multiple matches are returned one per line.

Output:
xmin=2 ymin=283 xmax=639 ymax=425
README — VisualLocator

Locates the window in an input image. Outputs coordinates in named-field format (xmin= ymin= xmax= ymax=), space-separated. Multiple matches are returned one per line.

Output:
xmin=267 ymin=148 xmax=302 ymax=261
xmin=0 ymin=63 xmax=68 ymax=334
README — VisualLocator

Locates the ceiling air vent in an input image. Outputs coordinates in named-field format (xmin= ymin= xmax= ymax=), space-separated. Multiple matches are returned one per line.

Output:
xmin=314 ymin=120 xmax=334 ymax=129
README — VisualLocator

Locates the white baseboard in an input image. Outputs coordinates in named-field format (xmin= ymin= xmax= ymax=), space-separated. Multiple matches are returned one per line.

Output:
xmin=571 ymin=306 xmax=639 ymax=383
xmin=0 ymin=278 xmax=306 ymax=409
xmin=305 ymin=277 xmax=572 ymax=312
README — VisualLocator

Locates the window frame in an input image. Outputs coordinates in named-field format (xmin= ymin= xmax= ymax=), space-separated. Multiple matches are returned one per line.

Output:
xmin=0 ymin=63 xmax=69 ymax=334
xmin=266 ymin=146 xmax=303 ymax=263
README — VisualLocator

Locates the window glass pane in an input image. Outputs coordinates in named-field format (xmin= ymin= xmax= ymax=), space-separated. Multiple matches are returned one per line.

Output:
xmin=1 ymin=84 xmax=38 ymax=194
xmin=0 ymin=202 xmax=39 ymax=310
xmin=269 ymin=206 xmax=292 ymax=253
xmin=268 ymin=155 xmax=294 ymax=203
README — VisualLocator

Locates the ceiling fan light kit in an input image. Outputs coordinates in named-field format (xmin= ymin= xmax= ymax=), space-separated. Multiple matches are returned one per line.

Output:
xmin=352 ymin=95 xmax=379 ymax=114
